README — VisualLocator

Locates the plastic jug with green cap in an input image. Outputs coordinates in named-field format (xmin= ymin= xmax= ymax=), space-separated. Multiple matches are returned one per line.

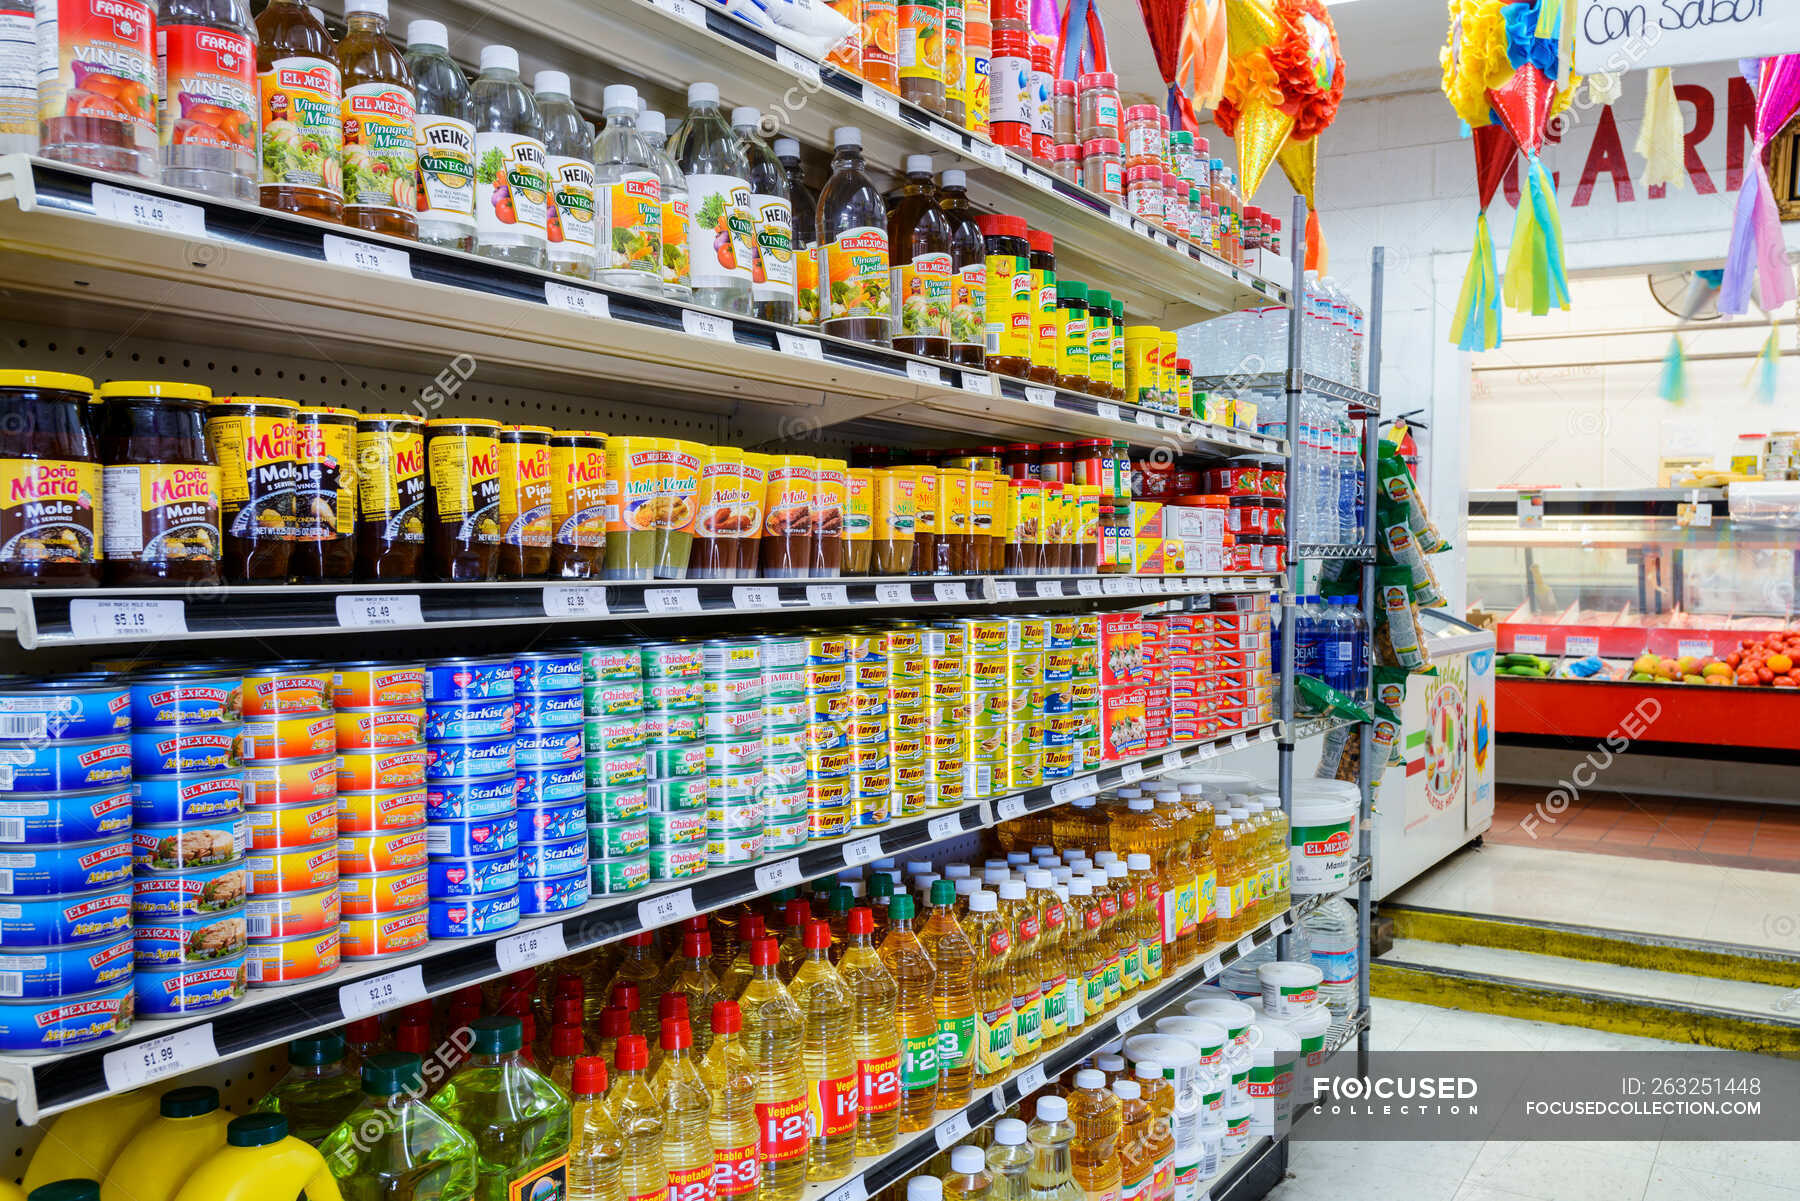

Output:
xmin=319 ymin=1052 xmax=480 ymax=1200
xmin=22 ymin=1091 xmax=158 ymax=1193
xmin=428 ymin=1016 xmax=572 ymax=1199
xmin=256 ymin=1032 xmax=366 ymax=1145
xmin=100 ymin=1086 xmax=232 ymax=1201
xmin=27 ymin=1182 xmax=96 ymax=1201
xmin=170 ymin=1114 xmax=342 ymax=1201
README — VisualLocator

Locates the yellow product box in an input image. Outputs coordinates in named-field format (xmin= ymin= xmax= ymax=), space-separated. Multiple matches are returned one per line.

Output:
xmin=1136 ymin=539 xmax=1165 ymax=575
xmin=1200 ymin=396 xmax=1234 ymax=426
xmin=1232 ymin=398 xmax=1259 ymax=430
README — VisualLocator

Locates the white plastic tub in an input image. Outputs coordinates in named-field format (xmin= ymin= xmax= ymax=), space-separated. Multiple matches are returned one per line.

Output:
xmin=1289 ymin=783 xmax=1359 ymax=894
xmin=1257 ymin=960 xmax=1324 ymax=1017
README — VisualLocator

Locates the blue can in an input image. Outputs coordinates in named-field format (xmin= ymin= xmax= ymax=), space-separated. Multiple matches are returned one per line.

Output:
xmin=425 ymin=737 xmax=515 ymax=781
xmin=132 ymin=816 xmax=246 ymax=872
xmin=519 ymin=799 xmax=584 ymax=842
xmin=425 ymin=774 xmax=517 ymax=822
xmin=0 ymin=884 xmax=133 ymax=945
xmin=0 ymin=677 xmax=131 ymax=740
xmin=0 ymin=737 xmax=132 ymax=793
xmin=512 ymin=691 xmax=583 ymax=732
xmin=519 ymin=835 xmax=587 ymax=878
xmin=131 ymin=860 xmax=248 ymax=918
xmin=428 ymin=814 xmax=519 ymax=858
xmin=135 ymin=951 xmax=247 ymax=1016
xmin=132 ymin=909 xmax=248 ymax=968
xmin=0 ymin=786 xmax=133 ymax=845
xmin=0 ymin=980 xmax=133 ymax=1052
xmin=512 ymin=653 xmax=583 ymax=695
xmin=424 ymin=658 xmax=515 ymax=702
xmin=515 ymin=730 xmax=582 ymax=768
xmin=132 ymin=771 xmax=245 ymax=825
xmin=423 ymin=699 xmax=515 ymax=741
xmin=128 ymin=671 xmax=243 ymax=728
xmin=426 ymin=850 xmax=519 ymax=897
xmin=131 ymin=725 xmax=239 ymax=776
xmin=515 ymin=762 xmax=585 ymax=806
xmin=0 ymin=932 xmax=133 ymax=998
xmin=0 ymin=837 xmax=133 ymax=896
xmin=428 ymin=890 xmax=520 ymax=938
xmin=519 ymin=869 xmax=590 ymax=915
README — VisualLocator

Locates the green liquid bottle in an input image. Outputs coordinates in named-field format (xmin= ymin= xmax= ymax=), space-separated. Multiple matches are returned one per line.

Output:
xmin=429 ymin=1016 xmax=573 ymax=1201
xmin=322 ymin=1052 xmax=481 ymax=1200
xmin=257 ymin=1032 xmax=366 ymax=1145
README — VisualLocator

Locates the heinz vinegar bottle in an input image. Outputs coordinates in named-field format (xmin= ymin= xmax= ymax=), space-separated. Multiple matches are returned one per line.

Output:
xmin=404 ymin=21 xmax=475 ymax=252
xmin=468 ymin=44 xmax=548 ymax=268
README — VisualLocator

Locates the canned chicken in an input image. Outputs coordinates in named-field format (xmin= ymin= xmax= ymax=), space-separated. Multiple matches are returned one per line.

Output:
xmin=590 ymin=854 xmax=650 ymax=895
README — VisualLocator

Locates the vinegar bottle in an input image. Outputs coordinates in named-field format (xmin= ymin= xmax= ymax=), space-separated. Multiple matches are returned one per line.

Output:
xmin=963 ymin=889 xmax=1013 ymax=1082
xmin=878 ymin=893 xmax=939 ymax=1131
xmin=405 ymin=20 xmax=475 ymax=252
xmin=738 ymin=937 xmax=808 ymax=1201
xmin=817 ymin=127 xmax=892 ymax=346
xmin=918 ymin=879 xmax=977 ymax=1106
xmin=654 ymin=1020 xmax=714 ymax=1201
xmin=789 ymin=920 xmax=857 ymax=1182
xmin=536 ymin=70 xmax=597 ymax=278
xmin=731 ymin=107 xmax=797 ymax=325
xmin=638 ymin=109 xmax=692 ymax=301
xmin=39 ymin=0 xmax=159 ymax=177
xmin=1113 ymin=1081 xmax=1153 ymax=1201
xmin=610 ymin=1035 xmax=667 ymax=1201
xmin=943 ymin=1145 xmax=993 ymax=1201
xmin=986 ymin=1119 xmax=1032 ymax=1201
xmin=887 ymin=155 xmax=953 ymax=361
xmin=671 ymin=82 xmax=754 ymax=315
xmin=701 ymin=1001 xmax=762 ymax=1201
xmin=938 ymin=170 xmax=988 ymax=370
xmin=255 ymin=0 xmax=342 ymax=220
xmin=566 ymin=1056 xmax=624 ymax=1201
xmin=774 ymin=138 xmax=819 ymax=326
xmin=468 ymin=44 xmax=548 ymax=268
xmin=337 ymin=0 xmax=415 ymax=239
xmin=156 ymin=0 xmax=258 ymax=199
xmin=1068 ymin=1070 xmax=1121 ymax=1201
xmin=1026 ymin=1095 xmax=1082 ymax=1201
xmin=839 ymin=907 xmax=900 ymax=1156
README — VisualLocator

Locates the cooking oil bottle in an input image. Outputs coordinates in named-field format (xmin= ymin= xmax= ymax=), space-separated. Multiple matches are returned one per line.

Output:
xmin=985 ymin=1119 xmax=1031 ymax=1201
xmin=1154 ymin=794 xmax=1200 ymax=969
xmin=600 ymin=932 xmax=666 ymax=1045
xmin=701 ymin=1001 xmax=761 ymax=1201
xmin=256 ymin=1032 xmax=365 ymax=1145
xmin=544 ymin=1022 xmax=585 ymax=1095
xmin=1212 ymin=813 xmax=1239 ymax=944
xmin=838 ymin=907 xmax=900 ymax=1157
xmin=919 ymin=879 xmax=977 ymax=1107
xmin=721 ymin=914 xmax=766 ymax=1001
xmin=608 ymin=1035 xmax=666 ymax=1201
xmin=777 ymin=898 xmax=813 ymax=983
xmin=878 ymin=893 xmax=939 ymax=1132
xmin=1126 ymin=854 xmax=1163 ymax=988
xmin=943 ymin=1145 xmax=993 ymax=1201
xmin=428 ymin=1017 xmax=572 ymax=1200
xmin=653 ymin=1019 xmax=714 ymax=1201
xmin=738 ymin=937 xmax=807 ymax=1201
xmin=1113 ymin=1081 xmax=1152 ymax=1201
xmin=996 ymin=880 xmax=1040 ymax=1068
xmin=1063 ymin=878 xmax=1098 ymax=1035
xmin=668 ymin=930 xmax=724 ymax=1057
xmin=963 ymin=890 xmax=1013 ymax=1082
xmin=1028 ymin=871 xmax=1069 ymax=1056
xmin=565 ymin=1056 xmax=623 ymax=1201
xmin=320 ymin=1052 xmax=480 ymax=1200
xmin=1106 ymin=861 xmax=1140 ymax=998
xmin=1026 ymin=1094 xmax=1081 ymax=1201
xmin=826 ymin=886 xmax=855 ymax=963
xmin=1131 ymin=1063 xmax=1173 ymax=1201
xmin=1226 ymin=805 xmax=1256 ymax=933
xmin=1068 ymin=1071 xmax=1121 ymax=1201
xmin=789 ymin=919 xmax=856 ymax=1181
xmin=1265 ymin=796 xmax=1292 ymax=910
xmin=1178 ymin=787 xmax=1217 ymax=955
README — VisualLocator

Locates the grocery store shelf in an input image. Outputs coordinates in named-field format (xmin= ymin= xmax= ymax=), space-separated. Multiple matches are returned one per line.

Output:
xmin=0 ymin=724 xmax=1281 ymax=1124
xmin=1286 ymin=714 xmax=1362 ymax=743
xmin=0 ymin=156 xmax=1259 ymax=456
xmin=0 ymin=572 xmax=1284 ymax=650
xmin=1469 ymin=488 xmax=1728 ymax=509
xmin=1294 ymin=544 xmax=1376 ymax=562
xmin=1496 ymin=675 xmax=1800 ymax=754
xmin=1192 ymin=372 xmax=1379 ymax=418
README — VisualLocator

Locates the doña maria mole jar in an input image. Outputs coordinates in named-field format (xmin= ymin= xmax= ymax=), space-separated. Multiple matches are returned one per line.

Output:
xmin=497 ymin=424 xmax=552 ymax=579
xmin=423 ymin=417 xmax=500 ymax=581
xmin=548 ymin=430 xmax=606 ymax=579
xmin=97 ymin=381 xmax=223 ymax=587
xmin=355 ymin=412 xmax=424 ymax=581
xmin=206 ymin=396 xmax=298 ymax=583
xmin=0 ymin=371 xmax=101 ymax=588
xmin=291 ymin=405 xmax=357 ymax=582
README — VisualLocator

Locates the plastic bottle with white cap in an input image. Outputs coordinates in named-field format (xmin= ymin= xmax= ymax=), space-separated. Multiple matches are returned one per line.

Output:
xmin=338 ymin=0 xmax=418 ymax=239
xmin=1026 ymin=1093 xmax=1081 ymax=1201
xmin=985 ymin=1117 xmax=1031 ymax=1201
xmin=730 ymin=106 xmax=796 ymax=323
xmin=404 ymin=21 xmax=476 ymax=252
xmin=469 ymin=44 xmax=548 ymax=267
xmin=635 ymin=109 xmax=691 ymax=300
xmin=669 ymin=82 xmax=753 ymax=314
xmin=944 ymin=1144 xmax=994 ymax=1201
xmin=534 ymin=70 xmax=596 ymax=278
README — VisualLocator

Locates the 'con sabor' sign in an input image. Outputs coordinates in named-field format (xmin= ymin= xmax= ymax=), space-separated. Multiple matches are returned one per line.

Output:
xmin=1574 ymin=1 xmax=1800 ymax=74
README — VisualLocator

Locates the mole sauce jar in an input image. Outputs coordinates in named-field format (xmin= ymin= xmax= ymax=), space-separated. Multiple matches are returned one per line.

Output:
xmin=909 ymin=463 xmax=938 ymax=577
xmin=758 ymin=454 xmax=815 ymax=579
xmin=291 ymin=407 xmax=357 ymax=582
xmin=423 ymin=417 xmax=501 ymax=581
xmin=0 ymin=371 xmax=100 ymax=587
xmin=97 ymin=381 xmax=222 ymax=587
xmin=355 ymin=413 xmax=425 ymax=581
xmin=811 ymin=457 xmax=847 ymax=578
xmin=690 ymin=443 xmax=751 ymax=580
xmin=207 ymin=396 xmax=299 ymax=583
xmin=550 ymin=430 xmax=606 ymax=580
xmin=497 ymin=425 xmax=552 ymax=580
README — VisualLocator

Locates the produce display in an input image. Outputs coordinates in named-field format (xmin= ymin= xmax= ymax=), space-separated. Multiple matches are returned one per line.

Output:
xmin=1498 ymin=629 xmax=1800 ymax=689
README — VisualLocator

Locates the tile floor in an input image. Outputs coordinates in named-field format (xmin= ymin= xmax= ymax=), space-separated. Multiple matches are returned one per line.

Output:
xmin=1485 ymin=785 xmax=1800 ymax=873
xmin=1269 ymin=998 xmax=1800 ymax=1201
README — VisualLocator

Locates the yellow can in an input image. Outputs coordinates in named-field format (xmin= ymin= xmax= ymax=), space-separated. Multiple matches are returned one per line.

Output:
xmin=340 ymin=906 xmax=429 ymax=959
xmin=1160 ymin=331 xmax=1180 ymax=411
xmin=1124 ymin=326 xmax=1163 ymax=408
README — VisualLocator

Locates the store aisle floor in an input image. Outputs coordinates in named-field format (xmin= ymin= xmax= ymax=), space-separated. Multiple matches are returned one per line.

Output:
xmin=1485 ymin=785 xmax=1800 ymax=873
xmin=1271 ymin=998 xmax=1800 ymax=1201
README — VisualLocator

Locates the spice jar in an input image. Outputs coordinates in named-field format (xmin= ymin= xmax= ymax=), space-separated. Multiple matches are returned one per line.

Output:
xmin=206 ymin=396 xmax=297 ymax=583
xmin=97 ymin=381 xmax=222 ymax=588
xmin=497 ymin=424 xmax=552 ymax=580
xmin=758 ymin=453 xmax=814 ymax=578
xmin=1123 ymin=105 xmax=1161 ymax=168
xmin=811 ymin=456 xmax=847 ymax=578
xmin=0 ymin=371 xmax=100 ymax=588
xmin=291 ymin=406 xmax=358 ymax=583
xmin=1055 ymin=282 xmax=1090 ymax=391
xmin=1074 ymin=483 xmax=1100 ymax=573
xmin=1029 ymin=42 xmax=1054 ymax=163
xmin=988 ymin=28 xmax=1031 ymax=150
xmin=1077 ymin=71 xmax=1120 ymax=141
xmin=1027 ymin=229 xmax=1057 ymax=385
xmin=1109 ymin=297 xmax=1126 ymax=400
xmin=354 ymin=412 xmax=425 ymax=582
xmin=1082 ymin=138 xmax=1122 ymax=200
xmin=1175 ymin=358 xmax=1194 ymax=416
xmin=550 ymin=430 xmax=606 ymax=580
xmin=977 ymin=214 xmax=1031 ymax=379
xmin=1163 ymin=170 xmax=1186 ymax=234
xmin=844 ymin=467 xmax=874 ymax=576
xmin=1041 ymin=480 xmax=1067 ymax=572
xmin=1125 ymin=165 xmax=1163 ymax=223
xmin=1050 ymin=142 xmax=1082 ymax=184
xmin=1084 ymin=288 xmax=1114 ymax=398
xmin=1052 ymin=78 xmax=1077 ymax=147
xmin=423 ymin=417 xmax=501 ymax=582
xmin=1169 ymin=130 xmax=1193 ymax=180
xmin=1188 ymin=137 xmax=1212 ymax=191
xmin=870 ymin=466 xmax=915 ymax=576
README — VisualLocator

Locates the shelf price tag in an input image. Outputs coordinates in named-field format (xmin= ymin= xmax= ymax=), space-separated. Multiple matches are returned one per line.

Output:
xmin=1102 ymin=578 xmax=1126 ymax=596
xmin=682 ymin=309 xmax=734 ymax=342
xmin=1120 ymin=762 xmax=1145 ymax=784
xmin=1109 ymin=208 xmax=1133 ymax=229
xmin=1076 ymin=579 xmax=1102 ymax=597
xmin=92 ymin=182 xmax=207 ymax=237
xmin=339 ymin=964 xmax=428 ymax=1020
xmin=806 ymin=584 xmax=850 ymax=606
xmin=323 ymin=233 xmax=413 ymax=278
xmin=775 ymin=330 xmax=823 ymax=360
xmin=928 ymin=121 xmax=964 ymax=149
xmin=1119 ymin=578 xmax=1144 ymax=594
xmin=1035 ymin=580 xmax=1064 ymax=599
xmin=1134 ymin=410 xmax=1159 ymax=429
xmin=1230 ymin=731 xmax=1249 ymax=751
xmin=822 ymin=1177 xmax=867 ymax=1201
xmin=652 ymin=0 xmax=707 ymax=26
xmin=1160 ymin=750 xmax=1184 ymax=769
xmin=907 ymin=361 xmax=946 ymax=386
xmin=543 ymin=585 xmax=608 ymax=617
xmin=1050 ymin=776 xmax=1098 ymax=803
xmin=103 ymin=1024 xmax=218 ymax=1092
xmin=637 ymin=888 xmax=696 ymax=929
xmin=732 ymin=586 xmax=781 ymax=610
xmin=774 ymin=45 xmax=822 ymax=85
xmin=1203 ymin=954 xmax=1224 ymax=977
xmin=1001 ymin=155 xmax=1026 ymax=178
xmin=1024 ymin=386 xmax=1057 ymax=408
xmin=68 ymin=598 xmax=187 ymax=640
xmin=545 ymin=280 xmax=610 ymax=317
xmin=993 ymin=581 xmax=1019 ymax=601
xmin=1565 ymin=635 xmax=1599 ymax=658
xmin=875 ymin=582 xmax=912 ymax=604
xmin=1116 ymin=1004 xmax=1142 ymax=1033
xmin=862 ymin=86 xmax=901 ymax=118
xmin=644 ymin=588 xmax=702 ymax=614
xmin=960 ymin=371 xmax=994 ymax=395
xmin=995 ymin=795 xmax=1028 ymax=821
xmin=843 ymin=835 xmax=884 ymax=866
xmin=1015 ymin=1064 xmax=1048 ymax=1097
xmin=1160 ymin=415 xmax=1185 ymax=432
xmin=496 ymin=924 xmax=568 ymax=972
xmin=336 ymin=594 xmax=423 ymax=628
xmin=1236 ymin=935 xmax=1257 ymax=956
xmin=935 ymin=1112 xmax=973 ymax=1150
xmin=1140 ymin=578 xmax=1164 ymax=594
xmin=1513 ymin=634 xmax=1548 ymax=654
xmin=969 ymin=140 xmax=1006 ymax=168
xmin=928 ymin=813 xmax=962 ymax=840
xmin=1096 ymin=403 xmax=1121 ymax=423
xmin=933 ymin=581 xmax=968 ymax=602
xmin=1677 ymin=638 xmax=1713 ymax=659
xmin=755 ymin=858 xmax=802 ymax=892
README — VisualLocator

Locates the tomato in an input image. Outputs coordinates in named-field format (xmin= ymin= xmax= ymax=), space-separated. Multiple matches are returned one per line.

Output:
xmin=1758 ymin=666 xmax=1776 ymax=683
xmin=1727 ymin=652 xmax=1742 ymax=668
xmin=1737 ymin=671 xmax=1759 ymax=686
xmin=1773 ymin=677 xmax=1798 ymax=688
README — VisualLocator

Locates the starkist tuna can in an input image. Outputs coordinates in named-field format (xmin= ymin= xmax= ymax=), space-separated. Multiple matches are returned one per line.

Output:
xmin=519 ymin=835 xmax=586 ymax=878
xmin=244 ymin=755 xmax=338 ymax=806
xmin=332 ymin=662 xmax=426 ymax=709
xmin=423 ymin=699 xmax=514 ymax=741
xmin=135 ymin=952 xmax=247 ymax=1015
xmin=132 ymin=817 xmax=245 ymax=871
xmin=239 ymin=666 xmax=333 ymax=717
xmin=133 ymin=771 xmax=245 ymax=825
xmin=0 ymin=837 xmax=134 ymax=896
xmin=0 ymin=678 xmax=130 ymax=740
xmin=519 ymin=800 xmax=584 ymax=842
xmin=245 ymin=926 xmax=340 ymax=986
xmin=245 ymin=843 xmax=340 ymax=894
xmin=425 ymin=774 xmax=516 ymax=822
xmin=428 ymin=891 xmax=519 ymax=937
xmin=512 ymin=691 xmax=582 ymax=732
xmin=426 ymin=850 xmax=519 ymax=897
xmin=515 ymin=762 xmax=584 ymax=807
xmin=339 ymin=907 xmax=429 ymax=959
xmin=512 ymin=652 xmax=582 ymax=695
xmin=519 ymin=869 xmax=588 ymax=914
xmin=244 ymin=883 xmax=339 ymax=938
xmin=244 ymin=800 xmax=338 ymax=850
xmin=334 ymin=707 xmax=426 ymax=750
xmin=129 ymin=671 xmax=242 ymax=728
xmin=514 ymin=730 xmax=582 ymax=768
xmin=132 ymin=861 xmax=246 ymax=918
xmin=338 ymin=746 xmax=429 ymax=792
xmin=338 ymin=827 xmax=430 ymax=874
xmin=0 ymin=980 xmax=133 ymax=1052
xmin=424 ymin=737 xmax=514 ymax=781
xmin=423 ymin=658 xmax=515 ymax=702
xmin=0 ymin=933 xmax=134 ymax=998
xmin=131 ymin=726 xmax=239 ymax=776
xmin=0 ymin=737 xmax=132 ymax=793
xmin=0 ymin=786 xmax=133 ymax=844
xmin=132 ymin=910 xmax=247 ymax=968
xmin=0 ymin=885 xmax=133 ymax=945
xmin=427 ymin=816 xmax=518 ymax=859
xmin=339 ymin=868 xmax=427 ymax=915
xmin=337 ymin=787 xmax=426 ymax=834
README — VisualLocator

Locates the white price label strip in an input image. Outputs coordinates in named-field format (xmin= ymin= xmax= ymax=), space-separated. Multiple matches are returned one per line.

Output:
xmin=1077 ymin=580 xmax=1102 ymax=597
xmin=1035 ymin=580 xmax=1063 ymax=598
xmin=496 ymin=924 xmax=567 ymax=972
xmin=545 ymin=280 xmax=610 ymax=317
xmin=875 ymin=582 xmax=911 ymax=604
xmin=1050 ymin=776 xmax=1099 ymax=803
xmin=69 ymin=599 xmax=187 ymax=640
xmin=1120 ymin=762 xmax=1145 ymax=783
xmin=103 ymin=1025 xmax=217 ymax=1092
xmin=806 ymin=584 xmax=850 ymax=606
xmin=1024 ymin=386 xmax=1056 ymax=408
xmin=928 ymin=122 xmax=963 ymax=148
xmin=682 ymin=309 xmax=734 ymax=342
xmin=935 ymin=1111 xmax=973 ymax=1149
xmin=543 ymin=585 xmax=608 ymax=617
xmin=1116 ymin=1005 xmax=1142 ymax=1032
xmin=1140 ymin=578 xmax=1163 ymax=594
xmin=323 ymin=233 xmax=413 ymax=277
xmin=1566 ymin=635 xmax=1599 ymax=658
xmin=1102 ymin=578 xmax=1125 ymax=596
xmin=864 ymin=87 xmax=901 ymax=118
xmin=1110 ymin=208 xmax=1133 ymax=228
xmin=1236 ymin=935 xmax=1256 ymax=956
xmin=928 ymin=813 xmax=961 ymax=840
xmin=933 ymin=582 xmax=968 ymax=602
xmin=638 ymin=888 xmax=696 ymax=928
xmin=755 ymin=858 xmax=802 ymax=892
xmin=339 ymin=964 xmax=428 ymax=1020
xmin=1160 ymin=751 xmax=1184 ymax=769
xmin=1203 ymin=955 xmax=1224 ymax=977
xmin=960 ymin=371 xmax=993 ymax=395
xmin=1230 ymin=732 xmax=1249 ymax=750
xmin=993 ymin=581 xmax=1019 ymax=601
xmin=822 ymin=1177 xmax=867 ymax=1201
xmin=336 ymin=594 xmax=423 ymax=628
xmin=996 ymin=796 xmax=1027 ymax=821
xmin=653 ymin=0 xmax=707 ymax=26
xmin=92 ymin=182 xmax=207 ymax=237
xmin=1096 ymin=403 xmax=1121 ymax=423
xmin=1015 ymin=1064 xmax=1048 ymax=1097
xmin=907 ymin=360 xmax=945 ymax=386
xmin=775 ymin=45 xmax=821 ymax=85
xmin=1135 ymin=410 xmax=1159 ymax=429
xmin=843 ymin=835 xmax=884 ymax=866
xmin=775 ymin=330 xmax=823 ymax=360
xmin=732 ymin=586 xmax=781 ymax=610
xmin=644 ymin=588 xmax=701 ymax=614
xmin=969 ymin=140 xmax=1005 ymax=167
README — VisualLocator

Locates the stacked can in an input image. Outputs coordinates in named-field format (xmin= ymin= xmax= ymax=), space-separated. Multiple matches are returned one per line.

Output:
xmin=642 ymin=642 xmax=709 ymax=881
xmin=802 ymin=633 xmax=854 ymax=840
xmin=958 ymin=617 xmax=1008 ymax=802
xmin=582 ymin=644 xmax=652 ymax=897
xmin=1071 ymin=613 xmax=1103 ymax=768
xmin=845 ymin=630 xmax=890 ymax=829
xmin=923 ymin=622 xmax=968 ymax=809
xmin=130 ymin=668 xmax=248 ymax=1018
xmin=0 ymin=677 xmax=134 ymax=1052
xmin=511 ymin=652 xmax=590 ymax=915
xmin=1008 ymin=616 xmax=1050 ymax=790
xmin=701 ymin=639 xmax=765 ymax=866
xmin=758 ymin=635 xmax=810 ymax=851
xmin=883 ymin=626 xmax=927 ymax=820
xmin=1165 ymin=613 xmax=1210 ymax=741
xmin=1142 ymin=618 xmax=1171 ymax=750
xmin=423 ymin=657 xmax=518 ymax=941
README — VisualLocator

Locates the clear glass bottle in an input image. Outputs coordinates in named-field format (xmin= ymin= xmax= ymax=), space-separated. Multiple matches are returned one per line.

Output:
xmin=608 ymin=1035 xmax=667 ymax=1201
xmin=565 ymin=1056 xmax=624 ymax=1201
xmin=838 ymin=907 xmax=900 ymax=1157
xmin=535 ymin=70 xmax=596 ymax=278
xmin=639 ymin=109 xmax=692 ymax=301
xmin=255 ymin=1032 xmax=365 ymax=1145
xmin=700 ymin=1001 xmax=762 ymax=1201
xmin=789 ymin=919 xmax=857 ymax=1182
xmin=738 ymin=937 xmax=808 ymax=1201
xmin=986 ymin=1119 xmax=1032 ymax=1201
xmin=320 ymin=1052 xmax=480 ymax=1200
xmin=774 ymin=138 xmax=819 ymax=326
xmin=338 ymin=0 xmax=416 ymax=239
xmin=255 ymin=0 xmax=341 ymax=219
xmin=887 ymin=154 xmax=952 ymax=360
xmin=670 ymin=82 xmax=754 ymax=314
xmin=593 ymin=86 xmax=663 ymax=296
xmin=428 ymin=1017 xmax=572 ymax=1199
xmin=653 ymin=1019 xmax=715 ymax=1201
xmin=468 ymin=44 xmax=548 ymax=268
xmin=1025 ymin=1094 xmax=1082 ymax=1201
xmin=404 ymin=21 xmax=474 ymax=252
xmin=817 ymin=126 xmax=890 ymax=345
xmin=731 ymin=108 xmax=796 ymax=324
xmin=156 ymin=0 xmax=258 ymax=199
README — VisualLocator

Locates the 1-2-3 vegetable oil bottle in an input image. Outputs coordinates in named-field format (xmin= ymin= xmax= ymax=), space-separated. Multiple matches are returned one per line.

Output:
xmin=789 ymin=919 xmax=857 ymax=1181
xmin=919 ymin=879 xmax=976 ymax=1106
xmin=701 ymin=1001 xmax=761 ymax=1201
xmin=838 ymin=907 xmax=901 ymax=1156
xmin=738 ymin=937 xmax=808 ymax=1201
xmin=653 ymin=1018 xmax=713 ymax=1201
xmin=1068 ymin=1070 xmax=1121 ymax=1201
xmin=879 ymin=893 xmax=940 ymax=1131
xmin=565 ymin=1056 xmax=623 ymax=1201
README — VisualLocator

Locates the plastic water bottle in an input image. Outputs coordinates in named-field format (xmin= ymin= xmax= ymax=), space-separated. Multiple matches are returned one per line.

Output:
xmin=1336 ymin=408 xmax=1358 ymax=545
xmin=1293 ymin=597 xmax=1323 ymax=681
xmin=1300 ymin=899 xmax=1359 ymax=1019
